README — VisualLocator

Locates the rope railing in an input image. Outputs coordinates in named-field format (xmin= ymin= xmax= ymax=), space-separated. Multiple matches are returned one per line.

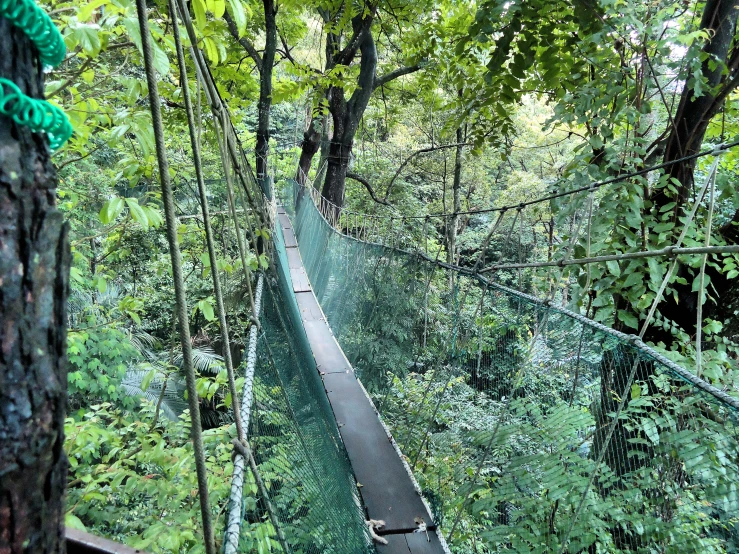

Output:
xmin=135 ymin=1 xmax=216 ymax=551
xmin=287 ymin=176 xmax=739 ymax=413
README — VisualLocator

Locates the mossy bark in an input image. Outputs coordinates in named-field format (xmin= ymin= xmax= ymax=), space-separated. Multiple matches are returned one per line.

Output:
xmin=0 ymin=18 xmax=70 ymax=554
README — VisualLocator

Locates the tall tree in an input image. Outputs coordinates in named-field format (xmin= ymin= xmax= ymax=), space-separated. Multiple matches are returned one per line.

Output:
xmin=225 ymin=0 xmax=277 ymax=179
xmin=290 ymin=1 xmax=424 ymax=207
xmin=646 ymin=0 xmax=739 ymax=345
xmin=0 ymin=18 xmax=70 ymax=554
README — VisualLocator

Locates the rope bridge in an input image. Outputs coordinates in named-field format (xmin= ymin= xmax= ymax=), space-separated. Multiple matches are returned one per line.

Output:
xmin=271 ymin=174 xmax=739 ymax=553
xmin=5 ymin=0 xmax=737 ymax=551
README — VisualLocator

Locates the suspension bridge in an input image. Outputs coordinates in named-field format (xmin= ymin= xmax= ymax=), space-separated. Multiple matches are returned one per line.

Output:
xmin=2 ymin=0 xmax=739 ymax=552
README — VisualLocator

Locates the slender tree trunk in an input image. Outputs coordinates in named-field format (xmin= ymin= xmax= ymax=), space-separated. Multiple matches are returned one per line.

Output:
xmin=0 ymin=19 xmax=70 ymax=554
xmin=256 ymin=0 xmax=276 ymax=179
xmin=448 ymin=126 xmax=464 ymax=266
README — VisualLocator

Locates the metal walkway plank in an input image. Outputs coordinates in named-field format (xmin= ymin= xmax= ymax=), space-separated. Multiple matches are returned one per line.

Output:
xmin=295 ymin=291 xmax=324 ymax=321
xmin=279 ymin=209 xmax=442 ymax=551
xmin=283 ymin=226 xmax=298 ymax=247
xmin=323 ymin=371 xmax=432 ymax=532
xmin=289 ymin=265 xmax=312 ymax=293
xmin=377 ymin=531 xmax=446 ymax=554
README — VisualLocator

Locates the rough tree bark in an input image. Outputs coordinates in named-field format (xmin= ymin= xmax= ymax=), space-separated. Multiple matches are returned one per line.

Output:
xmin=296 ymin=115 xmax=321 ymax=185
xmin=0 ymin=18 xmax=70 ymax=554
xmin=321 ymin=28 xmax=377 ymax=207
xmin=256 ymin=0 xmax=276 ymax=179
xmin=662 ymin=0 xmax=739 ymax=203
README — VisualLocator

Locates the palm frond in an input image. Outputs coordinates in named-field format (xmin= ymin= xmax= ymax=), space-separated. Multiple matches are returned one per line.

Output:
xmin=173 ymin=346 xmax=224 ymax=375
xmin=121 ymin=365 xmax=188 ymax=421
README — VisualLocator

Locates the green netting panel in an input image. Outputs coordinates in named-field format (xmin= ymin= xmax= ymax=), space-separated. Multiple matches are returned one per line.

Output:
xmin=285 ymin=179 xmax=739 ymax=553
xmin=238 ymin=222 xmax=372 ymax=553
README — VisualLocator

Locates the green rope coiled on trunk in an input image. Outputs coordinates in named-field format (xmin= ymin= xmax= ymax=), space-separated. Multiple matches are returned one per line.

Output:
xmin=0 ymin=0 xmax=72 ymax=149
xmin=0 ymin=78 xmax=72 ymax=150
xmin=0 ymin=0 xmax=65 ymax=67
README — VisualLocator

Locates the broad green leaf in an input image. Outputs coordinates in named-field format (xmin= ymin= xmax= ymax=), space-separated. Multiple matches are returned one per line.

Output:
xmin=65 ymin=513 xmax=86 ymax=531
xmin=606 ymin=260 xmax=620 ymax=277
xmin=192 ymin=0 xmax=207 ymax=30
xmin=196 ymin=299 xmax=215 ymax=321
xmin=125 ymin=198 xmax=149 ymax=229
xmin=100 ymin=197 xmax=125 ymax=224
xmin=622 ymin=270 xmax=642 ymax=288
xmin=203 ymin=37 xmax=219 ymax=64
xmin=617 ymin=310 xmax=638 ymax=329
xmin=227 ymin=0 xmax=247 ymax=36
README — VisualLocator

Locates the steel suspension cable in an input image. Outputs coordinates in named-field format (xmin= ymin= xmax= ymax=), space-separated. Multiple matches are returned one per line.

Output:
xmin=696 ymin=161 xmax=717 ymax=377
xmin=214 ymin=109 xmax=258 ymax=320
xmin=134 ymin=1 xmax=215 ymax=552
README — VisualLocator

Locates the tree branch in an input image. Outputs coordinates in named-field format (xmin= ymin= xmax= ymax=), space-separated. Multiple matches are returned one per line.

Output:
xmin=373 ymin=63 xmax=421 ymax=90
xmin=384 ymin=142 xmax=470 ymax=200
xmin=333 ymin=4 xmax=378 ymax=67
xmin=223 ymin=11 xmax=262 ymax=71
xmin=347 ymin=171 xmax=391 ymax=205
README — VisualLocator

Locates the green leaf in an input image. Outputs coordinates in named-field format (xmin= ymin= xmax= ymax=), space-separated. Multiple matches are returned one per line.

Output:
xmin=93 ymin=275 xmax=107 ymax=294
xmin=227 ymin=0 xmax=247 ymax=36
xmin=141 ymin=368 xmax=156 ymax=392
xmin=65 ymin=513 xmax=87 ymax=531
xmin=125 ymin=198 xmax=149 ymax=229
xmin=192 ymin=0 xmax=207 ymax=30
xmin=196 ymin=299 xmax=215 ymax=321
xmin=78 ymin=0 xmax=108 ymax=22
xmin=606 ymin=260 xmax=621 ymax=278
xmin=203 ymin=37 xmax=219 ymax=64
xmin=213 ymin=0 xmax=226 ymax=18
xmin=642 ymin=418 xmax=659 ymax=445
xmin=631 ymin=383 xmax=641 ymax=400
xmin=622 ymin=270 xmax=642 ymax=288
xmin=100 ymin=197 xmax=125 ymax=224
xmin=617 ymin=310 xmax=638 ymax=329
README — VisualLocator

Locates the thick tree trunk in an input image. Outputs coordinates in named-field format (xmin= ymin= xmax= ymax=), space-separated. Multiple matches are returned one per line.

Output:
xmin=662 ymin=0 xmax=739 ymax=203
xmin=255 ymin=0 xmax=276 ymax=179
xmin=0 ymin=19 xmax=70 ymax=554
xmin=296 ymin=115 xmax=321 ymax=185
xmin=321 ymin=29 xmax=377 ymax=209
xmin=322 ymin=141 xmax=350 ymax=207
xmin=643 ymin=0 xmax=739 ymax=346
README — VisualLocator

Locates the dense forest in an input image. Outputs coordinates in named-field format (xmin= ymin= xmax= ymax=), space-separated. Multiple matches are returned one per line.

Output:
xmin=2 ymin=0 xmax=739 ymax=552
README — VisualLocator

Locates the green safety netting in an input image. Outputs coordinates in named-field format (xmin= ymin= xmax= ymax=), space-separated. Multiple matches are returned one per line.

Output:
xmin=235 ymin=220 xmax=372 ymax=553
xmin=278 ymin=178 xmax=739 ymax=553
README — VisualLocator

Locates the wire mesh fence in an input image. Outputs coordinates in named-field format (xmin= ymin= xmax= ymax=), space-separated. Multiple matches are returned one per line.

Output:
xmin=283 ymin=178 xmax=739 ymax=553
xmin=230 ymin=222 xmax=372 ymax=553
